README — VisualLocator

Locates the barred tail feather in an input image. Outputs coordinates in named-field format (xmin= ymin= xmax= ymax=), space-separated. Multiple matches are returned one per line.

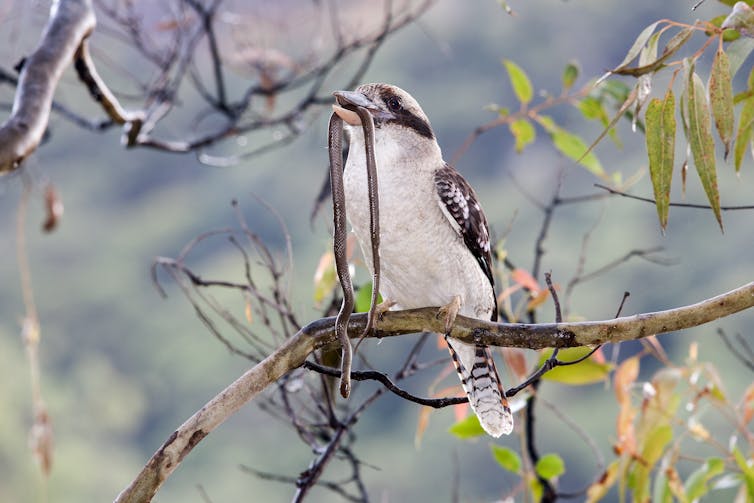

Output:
xmin=446 ymin=336 xmax=513 ymax=437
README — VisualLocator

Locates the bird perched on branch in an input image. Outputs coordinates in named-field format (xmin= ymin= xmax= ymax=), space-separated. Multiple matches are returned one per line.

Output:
xmin=331 ymin=83 xmax=513 ymax=437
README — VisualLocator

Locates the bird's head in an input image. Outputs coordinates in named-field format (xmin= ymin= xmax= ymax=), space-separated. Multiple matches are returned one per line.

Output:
xmin=332 ymin=83 xmax=435 ymax=142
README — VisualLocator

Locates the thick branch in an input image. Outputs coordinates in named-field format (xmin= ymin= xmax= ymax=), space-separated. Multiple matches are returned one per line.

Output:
xmin=301 ymin=281 xmax=754 ymax=349
xmin=73 ymin=38 xmax=145 ymax=145
xmin=115 ymin=281 xmax=754 ymax=502
xmin=0 ymin=0 xmax=96 ymax=173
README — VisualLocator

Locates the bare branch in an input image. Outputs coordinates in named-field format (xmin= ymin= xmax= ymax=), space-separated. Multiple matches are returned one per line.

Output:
xmin=115 ymin=281 xmax=754 ymax=503
xmin=302 ymin=360 xmax=467 ymax=408
xmin=717 ymin=328 xmax=754 ymax=372
xmin=0 ymin=0 xmax=96 ymax=172
xmin=73 ymin=37 xmax=146 ymax=145
xmin=594 ymin=183 xmax=754 ymax=211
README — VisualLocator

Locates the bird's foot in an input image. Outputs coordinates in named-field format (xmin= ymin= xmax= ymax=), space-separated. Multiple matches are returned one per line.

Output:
xmin=438 ymin=295 xmax=462 ymax=335
xmin=374 ymin=298 xmax=396 ymax=321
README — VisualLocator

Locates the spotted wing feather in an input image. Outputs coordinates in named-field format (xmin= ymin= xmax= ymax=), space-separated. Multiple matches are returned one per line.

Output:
xmin=433 ymin=164 xmax=496 ymax=321
xmin=434 ymin=164 xmax=512 ymax=436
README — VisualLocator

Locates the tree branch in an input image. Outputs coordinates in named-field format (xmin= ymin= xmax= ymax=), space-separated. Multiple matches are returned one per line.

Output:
xmin=0 ymin=0 xmax=96 ymax=173
xmin=115 ymin=281 xmax=754 ymax=502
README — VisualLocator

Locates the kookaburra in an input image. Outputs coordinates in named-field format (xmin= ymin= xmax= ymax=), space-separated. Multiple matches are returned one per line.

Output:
xmin=332 ymin=83 xmax=513 ymax=437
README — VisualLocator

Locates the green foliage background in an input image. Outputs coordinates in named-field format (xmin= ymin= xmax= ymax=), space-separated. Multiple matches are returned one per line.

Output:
xmin=0 ymin=1 xmax=752 ymax=501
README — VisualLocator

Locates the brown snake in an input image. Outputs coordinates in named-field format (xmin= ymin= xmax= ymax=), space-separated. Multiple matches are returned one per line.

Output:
xmin=327 ymin=106 xmax=381 ymax=399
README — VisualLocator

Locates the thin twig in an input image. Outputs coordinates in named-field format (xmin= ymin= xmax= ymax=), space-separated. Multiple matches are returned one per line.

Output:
xmin=594 ymin=183 xmax=754 ymax=210
xmin=303 ymin=360 xmax=467 ymax=408
xmin=717 ymin=328 xmax=754 ymax=372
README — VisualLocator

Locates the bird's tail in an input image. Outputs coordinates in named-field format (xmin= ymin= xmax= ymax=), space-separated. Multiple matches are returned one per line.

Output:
xmin=445 ymin=336 xmax=513 ymax=437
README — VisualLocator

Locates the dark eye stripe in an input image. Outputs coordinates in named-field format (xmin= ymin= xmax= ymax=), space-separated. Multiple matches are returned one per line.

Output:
xmin=378 ymin=89 xmax=434 ymax=139
xmin=387 ymin=114 xmax=433 ymax=139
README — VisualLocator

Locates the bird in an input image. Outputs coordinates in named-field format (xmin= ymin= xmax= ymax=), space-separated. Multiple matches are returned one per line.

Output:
xmin=331 ymin=83 xmax=513 ymax=437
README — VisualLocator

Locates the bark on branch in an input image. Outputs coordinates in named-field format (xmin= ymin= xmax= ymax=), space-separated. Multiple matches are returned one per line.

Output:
xmin=115 ymin=281 xmax=754 ymax=503
xmin=0 ymin=0 xmax=96 ymax=173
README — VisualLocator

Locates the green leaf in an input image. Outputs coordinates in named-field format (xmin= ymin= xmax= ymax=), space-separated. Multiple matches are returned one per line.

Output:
xmin=502 ymin=59 xmax=533 ymax=105
xmin=726 ymin=37 xmax=754 ymax=79
xmin=509 ymin=118 xmax=536 ymax=153
xmin=685 ymin=70 xmax=723 ymax=231
xmin=537 ymin=347 xmax=612 ymax=385
xmin=652 ymin=465 xmax=674 ymax=503
xmin=613 ymin=21 xmax=660 ymax=71
xmin=722 ymin=1 xmax=754 ymax=38
xmin=580 ymin=83 xmax=638 ymax=162
xmin=602 ymin=80 xmax=633 ymax=103
xmin=632 ymin=32 xmax=660 ymax=127
xmin=684 ymin=458 xmax=724 ymax=501
xmin=640 ymin=32 xmax=661 ymax=67
xmin=709 ymin=48 xmax=735 ymax=158
xmin=579 ymin=96 xmax=607 ymax=122
xmin=536 ymin=453 xmax=565 ymax=480
xmin=578 ymin=96 xmax=619 ymax=144
xmin=645 ymin=89 xmax=676 ymax=231
xmin=529 ymin=476 xmax=544 ymax=502
xmin=632 ymin=425 xmax=673 ymax=502
xmin=708 ymin=13 xmax=743 ymax=42
xmin=448 ymin=414 xmax=486 ymax=439
xmin=734 ymin=96 xmax=754 ymax=172
xmin=732 ymin=447 xmax=754 ymax=499
xmin=354 ymin=282 xmax=382 ymax=313
xmin=611 ymin=26 xmax=691 ymax=78
xmin=491 ymin=445 xmax=521 ymax=474
xmin=643 ymin=424 xmax=673 ymax=466
xmin=562 ymin=61 xmax=579 ymax=91
xmin=663 ymin=26 xmax=695 ymax=58
xmin=537 ymin=116 xmax=604 ymax=176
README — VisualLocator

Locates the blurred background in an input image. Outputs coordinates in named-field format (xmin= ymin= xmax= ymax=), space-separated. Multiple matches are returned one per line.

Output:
xmin=0 ymin=0 xmax=752 ymax=501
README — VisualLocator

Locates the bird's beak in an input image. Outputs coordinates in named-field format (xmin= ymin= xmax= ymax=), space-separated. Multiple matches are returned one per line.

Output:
xmin=332 ymin=90 xmax=389 ymax=126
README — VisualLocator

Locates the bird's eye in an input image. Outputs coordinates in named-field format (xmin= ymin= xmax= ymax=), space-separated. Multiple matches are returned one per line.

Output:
xmin=386 ymin=96 xmax=402 ymax=112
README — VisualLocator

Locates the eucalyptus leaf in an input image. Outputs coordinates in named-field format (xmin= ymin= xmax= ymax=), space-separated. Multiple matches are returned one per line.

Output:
xmin=709 ymin=48 xmax=734 ymax=158
xmin=685 ymin=71 xmax=723 ymax=230
xmin=645 ymin=90 xmax=676 ymax=231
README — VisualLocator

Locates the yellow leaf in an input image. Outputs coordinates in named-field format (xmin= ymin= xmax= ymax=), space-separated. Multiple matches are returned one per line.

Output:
xmin=509 ymin=118 xmax=536 ymax=153
xmin=538 ymin=347 xmax=613 ymax=385
xmin=614 ymin=356 xmax=640 ymax=406
xmin=312 ymin=250 xmax=337 ymax=307
xmin=586 ymin=460 xmax=620 ymax=503
xmin=687 ymin=418 xmax=710 ymax=441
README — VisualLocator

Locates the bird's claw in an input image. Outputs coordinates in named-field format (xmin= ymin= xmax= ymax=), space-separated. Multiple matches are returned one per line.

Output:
xmin=438 ymin=295 xmax=462 ymax=335
xmin=375 ymin=298 xmax=396 ymax=321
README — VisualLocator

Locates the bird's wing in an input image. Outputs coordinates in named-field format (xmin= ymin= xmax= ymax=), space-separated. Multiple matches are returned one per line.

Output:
xmin=433 ymin=164 xmax=496 ymax=320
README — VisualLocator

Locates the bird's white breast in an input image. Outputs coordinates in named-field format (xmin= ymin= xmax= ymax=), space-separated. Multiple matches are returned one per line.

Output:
xmin=342 ymin=130 xmax=493 ymax=320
